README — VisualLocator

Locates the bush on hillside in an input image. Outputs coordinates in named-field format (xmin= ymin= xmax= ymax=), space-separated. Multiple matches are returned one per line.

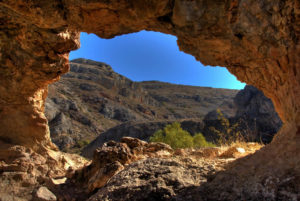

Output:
xmin=193 ymin=133 xmax=215 ymax=148
xmin=208 ymin=109 xmax=244 ymax=145
xmin=150 ymin=122 xmax=214 ymax=149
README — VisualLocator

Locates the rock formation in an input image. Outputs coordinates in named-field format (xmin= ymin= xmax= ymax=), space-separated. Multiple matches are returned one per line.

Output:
xmin=81 ymin=84 xmax=281 ymax=158
xmin=46 ymin=58 xmax=237 ymax=151
xmin=81 ymin=119 xmax=204 ymax=158
xmin=59 ymin=137 xmax=261 ymax=201
xmin=204 ymin=85 xmax=283 ymax=143
xmin=0 ymin=141 xmax=88 ymax=200
xmin=46 ymin=58 xmax=280 ymax=153
xmin=0 ymin=0 xmax=299 ymax=200
xmin=72 ymin=137 xmax=173 ymax=193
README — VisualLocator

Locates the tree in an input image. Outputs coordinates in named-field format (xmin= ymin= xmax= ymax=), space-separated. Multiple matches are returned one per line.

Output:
xmin=193 ymin=133 xmax=215 ymax=148
xmin=209 ymin=109 xmax=243 ymax=145
xmin=150 ymin=122 xmax=214 ymax=149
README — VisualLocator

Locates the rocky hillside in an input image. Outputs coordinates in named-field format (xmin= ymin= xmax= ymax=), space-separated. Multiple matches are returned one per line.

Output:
xmin=203 ymin=85 xmax=282 ymax=143
xmin=46 ymin=58 xmax=239 ymax=151
xmin=82 ymin=85 xmax=282 ymax=158
xmin=59 ymin=137 xmax=263 ymax=201
xmin=81 ymin=119 xmax=205 ymax=158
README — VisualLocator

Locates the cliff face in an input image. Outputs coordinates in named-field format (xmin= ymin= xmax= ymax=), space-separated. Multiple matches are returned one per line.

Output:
xmin=0 ymin=0 xmax=299 ymax=200
xmin=233 ymin=85 xmax=283 ymax=142
xmin=45 ymin=58 xmax=157 ymax=151
xmin=46 ymin=59 xmax=280 ymax=153
xmin=46 ymin=58 xmax=237 ymax=151
xmin=204 ymin=85 xmax=282 ymax=143
xmin=81 ymin=84 xmax=282 ymax=159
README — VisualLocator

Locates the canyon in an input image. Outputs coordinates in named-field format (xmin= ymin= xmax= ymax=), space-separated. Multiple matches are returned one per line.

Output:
xmin=0 ymin=0 xmax=299 ymax=200
xmin=45 ymin=58 xmax=238 ymax=152
xmin=46 ymin=58 xmax=281 ymax=155
xmin=45 ymin=58 xmax=281 ymax=157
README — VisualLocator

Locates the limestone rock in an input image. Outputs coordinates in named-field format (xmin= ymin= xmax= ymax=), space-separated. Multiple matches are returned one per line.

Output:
xmin=191 ymin=147 xmax=222 ymax=159
xmin=145 ymin=142 xmax=173 ymax=152
xmin=0 ymin=0 xmax=299 ymax=200
xmin=35 ymin=187 xmax=57 ymax=201
xmin=220 ymin=147 xmax=246 ymax=158
xmin=82 ymin=119 xmax=204 ymax=159
xmin=204 ymin=85 xmax=282 ymax=143
xmin=46 ymin=59 xmax=237 ymax=152
xmin=234 ymin=85 xmax=283 ymax=142
xmin=87 ymin=158 xmax=216 ymax=201
xmin=120 ymin=137 xmax=148 ymax=149
xmin=51 ymin=177 xmax=67 ymax=185
xmin=72 ymin=137 xmax=173 ymax=193
xmin=87 ymin=161 xmax=124 ymax=192
xmin=0 ymin=141 xmax=88 ymax=200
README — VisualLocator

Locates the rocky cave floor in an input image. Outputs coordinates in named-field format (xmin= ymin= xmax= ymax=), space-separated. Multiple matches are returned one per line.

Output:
xmin=0 ymin=137 xmax=266 ymax=201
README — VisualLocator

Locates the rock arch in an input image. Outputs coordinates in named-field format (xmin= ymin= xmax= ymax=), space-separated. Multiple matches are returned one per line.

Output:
xmin=0 ymin=0 xmax=299 ymax=198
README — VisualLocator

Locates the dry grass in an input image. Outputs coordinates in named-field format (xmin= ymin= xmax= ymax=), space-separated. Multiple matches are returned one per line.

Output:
xmin=173 ymin=142 xmax=264 ymax=161
xmin=222 ymin=141 xmax=263 ymax=153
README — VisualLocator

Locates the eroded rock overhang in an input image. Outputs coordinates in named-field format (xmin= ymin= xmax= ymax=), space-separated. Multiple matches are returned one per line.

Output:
xmin=0 ymin=0 xmax=299 ymax=155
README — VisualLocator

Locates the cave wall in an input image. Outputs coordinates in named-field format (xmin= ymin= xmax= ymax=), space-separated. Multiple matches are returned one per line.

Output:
xmin=0 ymin=0 xmax=299 ymax=150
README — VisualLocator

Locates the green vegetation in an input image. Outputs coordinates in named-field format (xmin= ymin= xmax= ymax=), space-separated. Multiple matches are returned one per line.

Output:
xmin=208 ymin=109 xmax=244 ymax=146
xmin=193 ymin=133 xmax=215 ymax=148
xmin=63 ymin=139 xmax=91 ymax=154
xmin=150 ymin=110 xmax=250 ymax=149
xmin=150 ymin=122 xmax=214 ymax=149
xmin=167 ymin=107 xmax=175 ymax=113
xmin=76 ymin=139 xmax=91 ymax=148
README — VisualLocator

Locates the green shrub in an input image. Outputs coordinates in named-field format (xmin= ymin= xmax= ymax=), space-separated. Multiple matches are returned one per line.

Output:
xmin=193 ymin=133 xmax=215 ymax=148
xmin=150 ymin=122 xmax=214 ymax=149
xmin=167 ymin=107 xmax=175 ymax=113
xmin=76 ymin=139 xmax=90 ymax=148
xmin=211 ymin=109 xmax=244 ymax=146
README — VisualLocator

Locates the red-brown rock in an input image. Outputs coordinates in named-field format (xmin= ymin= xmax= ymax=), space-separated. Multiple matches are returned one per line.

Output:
xmin=0 ymin=0 xmax=299 ymax=200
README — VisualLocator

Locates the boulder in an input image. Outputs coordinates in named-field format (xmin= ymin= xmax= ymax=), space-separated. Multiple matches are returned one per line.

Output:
xmin=220 ymin=147 xmax=246 ymax=158
xmin=72 ymin=137 xmax=173 ymax=192
xmin=35 ymin=187 xmax=57 ymax=201
xmin=82 ymin=120 xmax=204 ymax=159
xmin=192 ymin=147 xmax=222 ymax=159
xmin=87 ymin=158 xmax=209 ymax=201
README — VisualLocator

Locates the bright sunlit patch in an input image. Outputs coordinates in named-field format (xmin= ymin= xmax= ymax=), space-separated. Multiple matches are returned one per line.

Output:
xmin=70 ymin=31 xmax=246 ymax=90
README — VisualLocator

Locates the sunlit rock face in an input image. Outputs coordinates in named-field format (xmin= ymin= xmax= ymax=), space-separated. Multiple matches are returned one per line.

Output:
xmin=0 ymin=0 xmax=299 ymax=199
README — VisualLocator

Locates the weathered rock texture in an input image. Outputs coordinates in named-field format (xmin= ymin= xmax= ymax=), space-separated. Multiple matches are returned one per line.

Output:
xmin=81 ymin=119 xmax=204 ymax=159
xmin=63 ymin=137 xmax=258 ymax=201
xmin=82 ymin=84 xmax=281 ymax=158
xmin=75 ymin=137 xmax=173 ymax=192
xmin=87 ymin=158 xmax=216 ymax=201
xmin=0 ymin=141 xmax=88 ymax=200
xmin=46 ymin=58 xmax=237 ymax=151
xmin=0 ymin=0 xmax=299 ymax=200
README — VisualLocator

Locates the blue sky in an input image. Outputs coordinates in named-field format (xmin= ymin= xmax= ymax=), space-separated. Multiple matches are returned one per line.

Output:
xmin=70 ymin=31 xmax=245 ymax=89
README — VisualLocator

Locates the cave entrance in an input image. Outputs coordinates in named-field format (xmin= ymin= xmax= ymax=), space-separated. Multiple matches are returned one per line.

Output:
xmin=46 ymin=31 xmax=281 ymax=155
xmin=0 ymin=1 xmax=298 ymax=199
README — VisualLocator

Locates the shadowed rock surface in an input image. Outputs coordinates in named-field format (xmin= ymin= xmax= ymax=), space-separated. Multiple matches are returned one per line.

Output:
xmin=204 ymin=85 xmax=283 ymax=143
